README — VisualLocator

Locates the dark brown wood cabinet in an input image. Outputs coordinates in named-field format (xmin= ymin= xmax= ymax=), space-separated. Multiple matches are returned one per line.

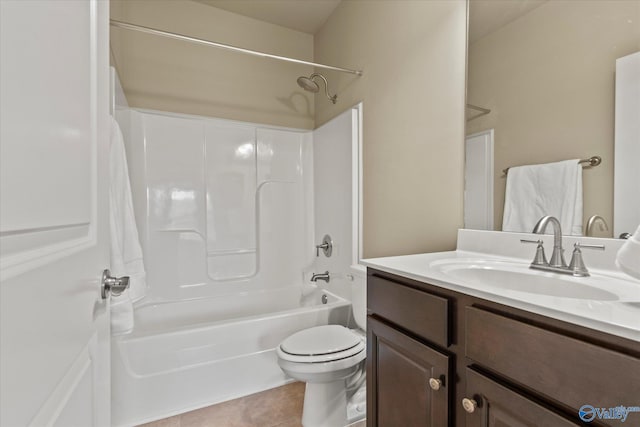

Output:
xmin=367 ymin=317 xmax=449 ymax=427
xmin=463 ymin=368 xmax=580 ymax=427
xmin=366 ymin=268 xmax=640 ymax=427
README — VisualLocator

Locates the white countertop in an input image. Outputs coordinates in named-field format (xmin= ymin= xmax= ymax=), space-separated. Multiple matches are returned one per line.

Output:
xmin=362 ymin=230 xmax=640 ymax=342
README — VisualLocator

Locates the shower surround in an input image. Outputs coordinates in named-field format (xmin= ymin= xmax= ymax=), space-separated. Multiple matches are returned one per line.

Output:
xmin=111 ymin=109 xmax=358 ymax=426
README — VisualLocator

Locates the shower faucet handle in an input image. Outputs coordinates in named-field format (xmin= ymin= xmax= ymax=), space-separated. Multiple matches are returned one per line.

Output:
xmin=315 ymin=243 xmax=328 ymax=257
xmin=315 ymin=234 xmax=333 ymax=257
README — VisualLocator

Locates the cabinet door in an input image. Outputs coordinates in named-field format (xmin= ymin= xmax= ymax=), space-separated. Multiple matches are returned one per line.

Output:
xmin=463 ymin=369 xmax=580 ymax=427
xmin=367 ymin=316 xmax=449 ymax=427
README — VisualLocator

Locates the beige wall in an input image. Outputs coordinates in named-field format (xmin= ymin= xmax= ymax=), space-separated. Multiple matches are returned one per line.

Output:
xmin=110 ymin=0 xmax=315 ymax=129
xmin=315 ymin=0 xmax=468 ymax=258
xmin=467 ymin=1 xmax=640 ymax=235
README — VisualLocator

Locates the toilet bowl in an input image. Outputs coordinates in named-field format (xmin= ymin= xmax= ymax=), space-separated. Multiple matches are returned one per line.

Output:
xmin=276 ymin=324 xmax=366 ymax=427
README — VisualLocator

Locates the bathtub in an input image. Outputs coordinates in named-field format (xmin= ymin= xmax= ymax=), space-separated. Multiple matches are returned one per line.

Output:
xmin=111 ymin=286 xmax=351 ymax=426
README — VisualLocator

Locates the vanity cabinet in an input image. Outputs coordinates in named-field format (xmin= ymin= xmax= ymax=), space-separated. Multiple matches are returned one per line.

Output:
xmin=368 ymin=317 xmax=449 ymax=427
xmin=465 ymin=307 xmax=639 ymax=413
xmin=366 ymin=269 xmax=640 ymax=427
xmin=367 ymin=275 xmax=452 ymax=427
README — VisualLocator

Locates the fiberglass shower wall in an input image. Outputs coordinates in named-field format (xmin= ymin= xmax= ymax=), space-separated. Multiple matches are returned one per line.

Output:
xmin=125 ymin=110 xmax=314 ymax=301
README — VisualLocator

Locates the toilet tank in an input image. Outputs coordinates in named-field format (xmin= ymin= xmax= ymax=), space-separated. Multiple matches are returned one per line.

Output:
xmin=351 ymin=273 xmax=366 ymax=330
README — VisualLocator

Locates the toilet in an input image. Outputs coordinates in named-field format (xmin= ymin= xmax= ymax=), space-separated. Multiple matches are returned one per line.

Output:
xmin=277 ymin=280 xmax=367 ymax=427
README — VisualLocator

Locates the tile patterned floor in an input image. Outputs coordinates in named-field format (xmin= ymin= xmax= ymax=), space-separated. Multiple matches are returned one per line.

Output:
xmin=139 ymin=382 xmax=365 ymax=427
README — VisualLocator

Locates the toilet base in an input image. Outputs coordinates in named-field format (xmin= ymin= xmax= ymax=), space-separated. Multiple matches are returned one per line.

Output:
xmin=302 ymin=381 xmax=347 ymax=427
xmin=346 ymin=381 xmax=366 ymax=424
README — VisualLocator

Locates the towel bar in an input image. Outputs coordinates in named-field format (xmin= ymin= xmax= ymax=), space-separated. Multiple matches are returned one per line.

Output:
xmin=502 ymin=156 xmax=601 ymax=176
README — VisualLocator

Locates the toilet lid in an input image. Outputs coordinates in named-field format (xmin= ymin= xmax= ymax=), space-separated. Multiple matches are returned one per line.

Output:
xmin=280 ymin=325 xmax=360 ymax=356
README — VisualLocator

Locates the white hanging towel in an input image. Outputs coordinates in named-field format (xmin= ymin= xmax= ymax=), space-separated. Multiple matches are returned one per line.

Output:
xmin=616 ymin=224 xmax=640 ymax=280
xmin=109 ymin=116 xmax=146 ymax=335
xmin=502 ymin=159 xmax=583 ymax=235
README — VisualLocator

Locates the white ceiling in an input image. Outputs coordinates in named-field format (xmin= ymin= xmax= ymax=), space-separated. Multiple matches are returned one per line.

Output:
xmin=469 ymin=0 xmax=548 ymax=44
xmin=193 ymin=0 xmax=342 ymax=35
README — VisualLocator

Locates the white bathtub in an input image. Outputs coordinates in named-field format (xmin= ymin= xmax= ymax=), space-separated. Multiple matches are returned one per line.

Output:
xmin=111 ymin=286 xmax=352 ymax=426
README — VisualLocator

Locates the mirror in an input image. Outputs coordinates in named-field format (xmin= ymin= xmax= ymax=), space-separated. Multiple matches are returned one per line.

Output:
xmin=465 ymin=0 xmax=640 ymax=237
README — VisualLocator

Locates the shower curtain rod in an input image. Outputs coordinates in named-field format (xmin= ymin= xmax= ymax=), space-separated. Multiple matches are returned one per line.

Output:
xmin=466 ymin=103 xmax=490 ymax=114
xmin=110 ymin=20 xmax=363 ymax=76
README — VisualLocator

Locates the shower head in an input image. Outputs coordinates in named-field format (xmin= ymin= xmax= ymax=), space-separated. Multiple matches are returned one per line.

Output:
xmin=296 ymin=73 xmax=337 ymax=104
xmin=297 ymin=76 xmax=320 ymax=93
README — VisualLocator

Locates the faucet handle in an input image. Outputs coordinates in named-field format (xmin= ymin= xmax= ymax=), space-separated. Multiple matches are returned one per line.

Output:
xmin=315 ymin=234 xmax=333 ymax=257
xmin=569 ymin=246 xmax=588 ymax=276
xmin=568 ymin=243 xmax=605 ymax=277
xmin=520 ymin=239 xmax=548 ymax=266
xmin=574 ymin=242 xmax=605 ymax=250
xmin=520 ymin=239 xmax=542 ymax=244
xmin=315 ymin=243 xmax=328 ymax=257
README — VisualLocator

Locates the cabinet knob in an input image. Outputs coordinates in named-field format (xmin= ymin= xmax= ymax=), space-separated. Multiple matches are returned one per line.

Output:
xmin=462 ymin=397 xmax=478 ymax=413
xmin=428 ymin=377 xmax=442 ymax=391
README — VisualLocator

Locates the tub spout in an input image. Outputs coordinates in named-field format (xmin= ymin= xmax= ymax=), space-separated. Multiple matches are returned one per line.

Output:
xmin=311 ymin=271 xmax=330 ymax=283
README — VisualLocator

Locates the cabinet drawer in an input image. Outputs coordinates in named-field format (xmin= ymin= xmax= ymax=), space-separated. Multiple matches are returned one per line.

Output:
xmin=464 ymin=368 xmax=579 ymax=426
xmin=368 ymin=276 xmax=449 ymax=347
xmin=465 ymin=307 xmax=640 ymax=415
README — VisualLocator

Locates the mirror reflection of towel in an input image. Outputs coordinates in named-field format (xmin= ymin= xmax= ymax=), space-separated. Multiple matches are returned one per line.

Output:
xmin=502 ymin=159 xmax=583 ymax=235
xmin=616 ymin=224 xmax=640 ymax=280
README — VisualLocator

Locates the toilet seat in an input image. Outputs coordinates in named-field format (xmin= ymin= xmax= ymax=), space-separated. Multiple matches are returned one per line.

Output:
xmin=277 ymin=325 xmax=365 ymax=364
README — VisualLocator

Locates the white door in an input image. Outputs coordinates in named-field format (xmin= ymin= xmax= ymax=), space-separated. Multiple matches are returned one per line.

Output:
xmin=614 ymin=51 xmax=640 ymax=237
xmin=464 ymin=130 xmax=494 ymax=230
xmin=1 ymin=1 xmax=111 ymax=426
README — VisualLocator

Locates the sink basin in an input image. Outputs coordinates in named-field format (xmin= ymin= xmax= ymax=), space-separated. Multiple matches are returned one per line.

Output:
xmin=429 ymin=259 xmax=638 ymax=301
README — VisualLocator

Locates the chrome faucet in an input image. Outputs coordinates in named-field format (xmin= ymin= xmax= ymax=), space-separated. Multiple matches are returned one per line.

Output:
xmin=522 ymin=216 xmax=605 ymax=276
xmin=532 ymin=216 xmax=567 ymax=267
xmin=586 ymin=215 xmax=609 ymax=236
xmin=310 ymin=271 xmax=330 ymax=283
